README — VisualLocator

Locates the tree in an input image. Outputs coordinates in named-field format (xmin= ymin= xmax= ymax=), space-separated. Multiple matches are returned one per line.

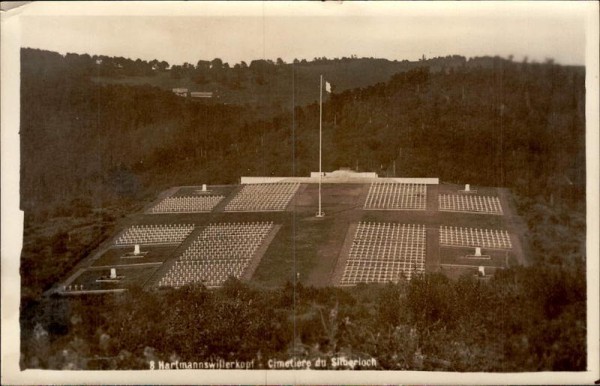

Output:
xmin=210 ymin=58 xmax=223 ymax=70
xmin=196 ymin=60 xmax=210 ymax=70
xmin=170 ymin=65 xmax=182 ymax=79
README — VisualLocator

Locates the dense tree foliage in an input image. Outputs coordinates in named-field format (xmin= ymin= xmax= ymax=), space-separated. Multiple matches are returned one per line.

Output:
xmin=18 ymin=48 xmax=586 ymax=371
xmin=21 ymin=267 xmax=585 ymax=370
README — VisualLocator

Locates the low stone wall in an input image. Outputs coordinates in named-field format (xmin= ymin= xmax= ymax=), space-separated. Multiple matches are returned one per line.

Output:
xmin=240 ymin=175 xmax=439 ymax=185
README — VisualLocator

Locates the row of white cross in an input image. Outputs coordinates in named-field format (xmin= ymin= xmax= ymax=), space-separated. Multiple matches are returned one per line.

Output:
xmin=159 ymin=260 xmax=247 ymax=288
xmin=364 ymin=183 xmax=427 ymax=210
xmin=225 ymin=183 xmax=300 ymax=211
xmin=147 ymin=183 xmax=505 ymax=215
xmin=439 ymin=194 xmax=503 ymax=214
xmin=115 ymin=224 xmax=195 ymax=245
xmin=439 ymin=226 xmax=512 ymax=249
xmin=151 ymin=195 xmax=224 ymax=213
xmin=341 ymin=222 xmax=427 ymax=284
xmin=157 ymin=222 xmax=273 ymax=288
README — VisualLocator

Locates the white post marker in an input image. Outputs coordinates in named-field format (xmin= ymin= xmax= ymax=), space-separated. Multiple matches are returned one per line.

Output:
xmin=478 ymin=266 xmax=485 ymax=276
xmin=110 ymin=268 xmax=117 ymax=279
xmin=465 ymin=184 xmax=470 ymax=192
xmin=316 ymin=75 xmax=331 ymax=218
xmin=134 ymin=244 xmax=140 ymax=255
xmin=475 ymin=247 xmax=482 ymax=256
xmin=202 ymin=184 xmax=207 ymax=192
xmin=317 ymin=75 xmax=324 ymax=217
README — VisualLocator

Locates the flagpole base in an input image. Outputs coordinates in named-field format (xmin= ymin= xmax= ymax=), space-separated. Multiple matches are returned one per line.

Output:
xmin=316 ymin=211 xmax=325 ymax=218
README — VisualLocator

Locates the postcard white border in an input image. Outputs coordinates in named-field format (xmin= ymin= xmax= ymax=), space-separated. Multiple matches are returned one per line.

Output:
xmin=2 ymin=1 xmax=599 ymax=384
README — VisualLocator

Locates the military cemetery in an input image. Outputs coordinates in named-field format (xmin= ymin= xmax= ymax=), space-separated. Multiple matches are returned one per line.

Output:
xmin=56 ymin=174 xmax=525 ymax=294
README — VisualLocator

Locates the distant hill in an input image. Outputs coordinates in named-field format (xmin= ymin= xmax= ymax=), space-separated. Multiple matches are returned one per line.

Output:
xmin=34 ymin=48 xmax=570 ymax=114
xmin=89 ymin=54 xmax=583 ymax=115
xmin=90 ymin=57 xmax=447 ymax=109
xmin=25 ymin=48 xmax=473 ymax=110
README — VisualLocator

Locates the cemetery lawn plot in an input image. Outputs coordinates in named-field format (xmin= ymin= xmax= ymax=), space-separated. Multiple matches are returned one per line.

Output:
xmin=439 ymin=265 xmax=500 ymax=280
xmin=251 ymin=212 xmax=337 ymax=287
xmin=252 ymin=184 xmax=366 ymax=288
xmin=69 ymin=265 xmax=160 ymax=291
xmin=91 ymin=245 xmax=179 ymax=267
xmin=440 ymin=246 xmax=511 ymax=268
xmin=171 ymin=185 xmax=237 ymax=198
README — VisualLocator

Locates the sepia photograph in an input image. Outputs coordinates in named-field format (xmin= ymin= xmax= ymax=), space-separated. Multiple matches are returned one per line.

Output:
xmin=1 ymin=1 xmax=599 ymax=384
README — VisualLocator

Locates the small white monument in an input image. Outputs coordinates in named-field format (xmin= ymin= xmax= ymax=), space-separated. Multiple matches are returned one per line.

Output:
xmin=110 ymin=268 xmax=117 ymax=279
xmin=461 ymin=183 xmax=477 ymax=193
xmin=475 ymin=247 xmax=482 ymax=257
xmin=123 ymin=243 xmax=147 ymax=258
xmin=478 ymin=266 xmax=485 ymax=276
xmin=202 ymin=184 xmax=207 ymax=192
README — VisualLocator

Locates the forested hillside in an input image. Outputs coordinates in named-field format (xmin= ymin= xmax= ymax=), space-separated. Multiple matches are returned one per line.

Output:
xmin=90 ymin=53 xmax=467 ymax=108
xmin=19 ymin=48 xmax=587 ymax=371
xmin=21 ymin=48 xmax=585 ymax=215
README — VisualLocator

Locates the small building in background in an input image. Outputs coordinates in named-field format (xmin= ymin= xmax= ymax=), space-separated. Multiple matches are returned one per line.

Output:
xmin=190 ymin=91 xmax=213 ymax=99
xmin=172 ymin=88 xmax=189 ymax=97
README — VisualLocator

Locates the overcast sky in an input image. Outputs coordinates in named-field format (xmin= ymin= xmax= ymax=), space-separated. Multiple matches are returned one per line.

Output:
xmin=16 ymin=2 xmax=594 ymax=66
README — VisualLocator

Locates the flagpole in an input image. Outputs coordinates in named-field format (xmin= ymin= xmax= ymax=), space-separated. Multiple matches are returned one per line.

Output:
xmin=317 ymin=74 xmax=324 ymax=217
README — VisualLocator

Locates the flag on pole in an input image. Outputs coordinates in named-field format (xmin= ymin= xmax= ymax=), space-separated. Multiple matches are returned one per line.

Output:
xmin=325 ymin=81 xmax=332 ymax=93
